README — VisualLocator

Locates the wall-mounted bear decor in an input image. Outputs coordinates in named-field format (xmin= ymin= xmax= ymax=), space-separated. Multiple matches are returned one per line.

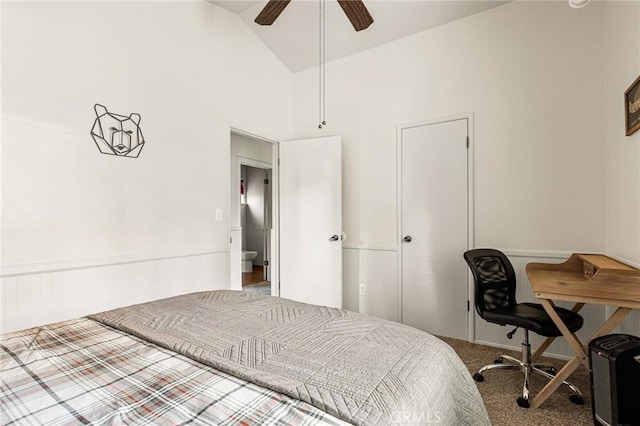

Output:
xmin=90 ymin=104 xmax=145 ymax=158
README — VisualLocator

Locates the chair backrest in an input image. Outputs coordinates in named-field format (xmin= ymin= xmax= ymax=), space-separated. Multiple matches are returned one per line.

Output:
xmin=463 ymin=249 xmax=517 ymax=319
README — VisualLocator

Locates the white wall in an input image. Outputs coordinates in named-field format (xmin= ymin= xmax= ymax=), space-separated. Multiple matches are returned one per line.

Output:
xmin=294 ymin=1 xmax=606 ymax=252
xmin=294 ymin=1 xmax=640 ymax=355
xmin=604 ymin=1 xmax=640 ymax=334
xmin=0 ymin=1 xmax=292 ymax=333
xmin=343 ymin=248 xmax=399 ymax=322
xmin=604 ymin=1 xmax=640 ymax=265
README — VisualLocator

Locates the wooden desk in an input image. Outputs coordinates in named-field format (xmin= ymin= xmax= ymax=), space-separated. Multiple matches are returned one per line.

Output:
xmin=526 ymin=254 xmax=640 ymax=409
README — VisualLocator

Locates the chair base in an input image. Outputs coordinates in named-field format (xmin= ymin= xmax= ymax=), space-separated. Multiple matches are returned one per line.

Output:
xmin=472 ymin=331 xmax=584 ymax=408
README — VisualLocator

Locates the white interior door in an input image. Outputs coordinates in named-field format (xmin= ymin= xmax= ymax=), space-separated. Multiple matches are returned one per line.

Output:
xmin=401 ymin=118 xmax=469 ymax=340
xmin=279 ymin=136 xmax=342 ymax=308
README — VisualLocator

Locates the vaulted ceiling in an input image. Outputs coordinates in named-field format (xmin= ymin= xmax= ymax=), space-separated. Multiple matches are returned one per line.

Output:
xmin=210 ymin=0 xmax=510 ymax=73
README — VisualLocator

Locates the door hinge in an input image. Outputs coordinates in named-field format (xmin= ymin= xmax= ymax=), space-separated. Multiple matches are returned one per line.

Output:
xmin=264 ymin=178 xmax=269 ymax=185
xmin=466 ymin=136 xmax=470 ymax=148
xmin=278 ymin=158 xmax=280 ymax=166
xmin=230 ymin=237 xmax=232 ymax=244
xmin=264 ymin=260 xmax=269 ymax=266
xmin=467 ymin=300 xmax=470 ymax=311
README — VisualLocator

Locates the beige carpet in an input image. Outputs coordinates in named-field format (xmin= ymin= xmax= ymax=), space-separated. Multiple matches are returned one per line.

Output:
xmin=440 ymin=337 xmax=593 ymax=426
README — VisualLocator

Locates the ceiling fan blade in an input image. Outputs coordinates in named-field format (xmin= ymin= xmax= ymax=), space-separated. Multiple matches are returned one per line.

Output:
xmin=337 ymin=0 xmax=374 ymax=31
xmin=255 ymin=0 xmax=292 ymax=26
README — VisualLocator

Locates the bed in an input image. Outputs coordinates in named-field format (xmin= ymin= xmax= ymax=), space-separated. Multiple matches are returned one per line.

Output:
xmin=1 ymin=291 xmax=490 ymax=425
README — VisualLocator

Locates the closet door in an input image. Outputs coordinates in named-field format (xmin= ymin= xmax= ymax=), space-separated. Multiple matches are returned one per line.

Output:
xmin=400 ymin=118 xmax=470 ymax=340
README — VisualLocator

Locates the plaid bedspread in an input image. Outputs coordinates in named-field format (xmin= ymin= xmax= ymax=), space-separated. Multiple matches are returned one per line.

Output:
xmin=0 ymin=318 xmax=347 ymax=426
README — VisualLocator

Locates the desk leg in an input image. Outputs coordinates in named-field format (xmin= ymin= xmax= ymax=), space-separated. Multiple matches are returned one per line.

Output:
xmin=588 ymin=307 xmax=632 ymax=343
xmin=531 ymin=356 xmax=582 ymax=409
xmin=531 ymin=337 xmax=555 ymax=362
xmin=532 ymin=302 xmax=585 ymax=362
xmin=539 ymin=299 xmax=589 ymax=368
xmin=531 ymin=304 xmax=632 ymax=409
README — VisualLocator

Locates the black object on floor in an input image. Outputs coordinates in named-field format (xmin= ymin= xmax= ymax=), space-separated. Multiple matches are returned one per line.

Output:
xmin=589 ymin=334 xmax=640 ymax=426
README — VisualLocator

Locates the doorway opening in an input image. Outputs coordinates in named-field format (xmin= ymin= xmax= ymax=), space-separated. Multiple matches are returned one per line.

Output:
xmin=241 ymin=164 xmax=272 ymax=294
xmin=229 ymin=130 xmax=278 ymax=296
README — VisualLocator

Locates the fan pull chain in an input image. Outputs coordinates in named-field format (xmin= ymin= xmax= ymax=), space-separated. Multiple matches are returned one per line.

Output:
xmin=318 ymin=0 xmax=321 ymax=129
xmin=322 ymin=0 xmax=326 ymax=127
xmin=318 ymin=0 xmax=326 ymax=129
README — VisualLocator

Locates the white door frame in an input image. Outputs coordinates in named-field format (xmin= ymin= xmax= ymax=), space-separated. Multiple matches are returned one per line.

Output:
xmin=396 ymin=113 xmax=475 ymax=342
xmin=229 ymin=127 xmax=279 ymax=297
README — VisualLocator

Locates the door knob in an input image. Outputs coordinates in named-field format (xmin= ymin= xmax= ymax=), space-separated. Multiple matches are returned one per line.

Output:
xmin=329 ymin=235 xmax=340 ymax=242
xmin=403 ymin=235 xmax=412 ymax=243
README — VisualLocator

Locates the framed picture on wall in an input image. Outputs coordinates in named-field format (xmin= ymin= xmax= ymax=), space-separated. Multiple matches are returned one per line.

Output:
xmin=625 ymin=75 xmax=640 ymax=136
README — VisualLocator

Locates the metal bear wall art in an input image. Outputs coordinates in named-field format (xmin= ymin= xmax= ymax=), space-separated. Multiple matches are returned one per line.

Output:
xmin=90 ymin=104 xmax=145 ymax=158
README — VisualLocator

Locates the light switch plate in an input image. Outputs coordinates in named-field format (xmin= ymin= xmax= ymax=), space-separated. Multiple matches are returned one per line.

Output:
xmin=215 ymin=209 xmax=223 ymax=221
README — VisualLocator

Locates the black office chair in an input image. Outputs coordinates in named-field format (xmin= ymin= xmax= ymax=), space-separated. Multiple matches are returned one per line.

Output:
xmin=463 ymin=248 xmax=585 ymax=408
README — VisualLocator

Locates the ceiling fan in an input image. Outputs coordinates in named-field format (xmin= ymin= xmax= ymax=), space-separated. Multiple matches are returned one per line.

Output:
xmin=254 ymin=0 xmax=374 ymax=31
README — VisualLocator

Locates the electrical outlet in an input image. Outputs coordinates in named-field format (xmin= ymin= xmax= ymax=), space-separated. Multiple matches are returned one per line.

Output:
xmin=359 ymin=284 xmax=366 ymax=296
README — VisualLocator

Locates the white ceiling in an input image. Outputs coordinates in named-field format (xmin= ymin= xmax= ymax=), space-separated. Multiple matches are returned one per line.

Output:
xmin=210 ymin=0 xmax=510 ymax=73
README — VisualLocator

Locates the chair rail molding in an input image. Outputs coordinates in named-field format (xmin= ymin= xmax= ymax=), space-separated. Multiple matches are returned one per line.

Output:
xmin=342 ymin=244 xmax=397 ymax=252
xmin=0 ymin=246 xmax=226 ymax=278
xmin=499 ymin=249 xmax=573 ymax=260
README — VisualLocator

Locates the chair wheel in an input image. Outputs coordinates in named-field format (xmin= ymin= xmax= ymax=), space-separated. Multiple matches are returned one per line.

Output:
xmin=542 ymin=366 xmax=557 ymax=375
xmin=569 ymin=395 xmax=584 ymax=405
xmin=472 ymin=373 xmax=484 ymax=382
xmin=516 ymin=397 xmax=530 ymax=408
xmin=493 ymin=357 xmax=504 ymax=364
